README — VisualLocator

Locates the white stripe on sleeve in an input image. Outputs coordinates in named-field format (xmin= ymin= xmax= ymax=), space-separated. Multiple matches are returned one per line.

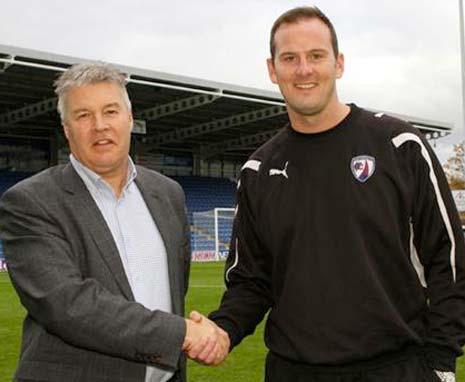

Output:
xmin=225 ymin=160 xmax=261 ymax=282
xmin=225 ymin=238 xmax=239 ymax=283
xmin=392 ymin=132 xmax=456 ymax=282
xmin=409 ymin=220 xmax=427 ymax=288
xmin=241 ymin=160 xmax=261 ymax=172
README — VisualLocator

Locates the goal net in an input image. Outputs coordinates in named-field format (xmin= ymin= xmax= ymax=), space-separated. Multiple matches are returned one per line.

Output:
xmin=191 ymin=208 xmax=235 ymax=261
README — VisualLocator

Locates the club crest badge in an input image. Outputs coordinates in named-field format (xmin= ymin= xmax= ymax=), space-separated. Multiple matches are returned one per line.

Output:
xmin=351 ymin=155 xmax=375 ymax=183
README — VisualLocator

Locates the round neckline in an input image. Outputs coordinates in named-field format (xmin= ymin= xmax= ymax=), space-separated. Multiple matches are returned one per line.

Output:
xmin=287 ymin=104 xmax=359 ymax=140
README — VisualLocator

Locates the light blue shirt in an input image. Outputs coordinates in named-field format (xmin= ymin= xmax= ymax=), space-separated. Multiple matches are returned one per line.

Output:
xmin=70 ymin=155 xmax=173 ymax=382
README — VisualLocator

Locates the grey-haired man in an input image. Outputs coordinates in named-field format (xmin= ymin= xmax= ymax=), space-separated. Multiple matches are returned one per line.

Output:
xmin=0 ymin=63 xmax=228 ymax=382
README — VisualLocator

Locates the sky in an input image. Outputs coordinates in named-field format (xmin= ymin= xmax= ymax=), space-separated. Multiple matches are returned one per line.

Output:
xmin=1 ymin=0 xmax=464 ymax=163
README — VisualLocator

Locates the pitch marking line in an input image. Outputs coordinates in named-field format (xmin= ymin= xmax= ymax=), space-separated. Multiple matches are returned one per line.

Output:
xmin=190 ymin=284 xmax=225 ymax=288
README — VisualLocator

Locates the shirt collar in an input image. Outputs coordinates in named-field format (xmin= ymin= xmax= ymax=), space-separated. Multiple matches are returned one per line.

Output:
xmin=70 ymin=154 xmax=138 ymax=195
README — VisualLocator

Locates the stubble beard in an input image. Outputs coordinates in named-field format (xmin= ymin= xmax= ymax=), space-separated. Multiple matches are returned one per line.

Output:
xmin=285 ymin=82 xmax=337 ymax=120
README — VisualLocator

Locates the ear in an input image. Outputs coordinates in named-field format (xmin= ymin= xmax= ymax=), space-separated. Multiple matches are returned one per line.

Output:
xmin=129 ymin=111 xmax=134 ymax=132
xmin=267 ymin=58 xmax=278 ymax=84
xmin=335 ymin=53 xmax=345 ymax=79
xmin=63 ymin=122 xmax=70 ymax=140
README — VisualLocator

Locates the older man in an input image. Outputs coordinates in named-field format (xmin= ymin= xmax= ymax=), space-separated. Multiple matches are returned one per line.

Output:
xmin=0 ymin=63 xmax=228 ymax=382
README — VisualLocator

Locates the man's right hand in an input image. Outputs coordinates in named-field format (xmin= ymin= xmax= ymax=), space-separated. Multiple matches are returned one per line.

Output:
xmin=183 ymin=311 xmax=230 ymax=366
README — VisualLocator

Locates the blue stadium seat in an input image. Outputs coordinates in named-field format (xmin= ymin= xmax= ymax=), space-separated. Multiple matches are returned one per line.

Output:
xmin=173 ymin=176 xmax=236 ymax=255
xmin=0 ymin=171 xmax=35 ymax=261
xmin=0 ymin=171 xmax=33 ymax=196
xmin=172 ymin=176 xmax=236 ymax=223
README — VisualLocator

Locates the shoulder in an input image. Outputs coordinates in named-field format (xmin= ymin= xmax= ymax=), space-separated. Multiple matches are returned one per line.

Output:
xmin=352 ymin=107 xmax=437 ymax=174
xmin=356 ymin=106 xmax=423 ymax=143
xmin=351 ymin=106 xmax=417 ymax=139
xmin=135 ymin=166 xmax=184 ymax=195
xmin=244 ymin=126 xmax=289 ymax=170
xmin=0 ymin=165 xmax=69 ymax=226
xmin=255 ymin=126 xmax=288 ymax=157
xmin=370 ymin=112 xmax=431 ymax=156
xmin=2 ymin=165 xmax=66 ymax=198
xmin=350 ymin=106 xmax=432 ymax=162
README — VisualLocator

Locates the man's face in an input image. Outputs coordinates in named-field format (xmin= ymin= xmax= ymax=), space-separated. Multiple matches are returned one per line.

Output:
xmin=63 ymin=82 xmax=133 ymax=179
xmin=267 ymin=18 xmax=344 ymax=120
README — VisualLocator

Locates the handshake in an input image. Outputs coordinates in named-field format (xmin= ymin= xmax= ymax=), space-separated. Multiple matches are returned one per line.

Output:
xmin=183 ymin=311 xmax=230 ymax=366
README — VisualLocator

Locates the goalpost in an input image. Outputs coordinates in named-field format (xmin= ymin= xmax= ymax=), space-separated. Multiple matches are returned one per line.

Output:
xmin=192 ymin=207 xmax=235 ymax=262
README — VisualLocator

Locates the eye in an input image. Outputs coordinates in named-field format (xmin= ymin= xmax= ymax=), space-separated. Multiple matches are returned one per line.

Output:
xmin=311 ymin=52 xmax=325 ymax=61
xmin=105 ymin=109 xmax=119 ymax=116
xmin=76 ymin=112 xmax=90 ymax=120
xmin=282 ymin=54 xmax=296 ymax=63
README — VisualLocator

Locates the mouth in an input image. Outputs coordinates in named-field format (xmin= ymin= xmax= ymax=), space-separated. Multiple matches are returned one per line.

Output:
xmin=93 ymin=139 xmax=115 ymax=147
xmin=295 ymin=83 xmax=317 ymax=90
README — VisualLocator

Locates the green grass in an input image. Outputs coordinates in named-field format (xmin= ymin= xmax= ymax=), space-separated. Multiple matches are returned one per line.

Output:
xmin=1 ymin=264 xmax=465 ymax=382
xmin=185 ymin=263 xmax=267 ymax=382
xmin=0 ymin=272 xmax=25 ymax=382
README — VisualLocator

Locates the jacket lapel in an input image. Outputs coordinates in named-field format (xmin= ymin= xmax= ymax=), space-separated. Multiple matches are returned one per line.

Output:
xmin=135 ymin=171 xmax=182 ymax=315
xmin=59 ymin=163 xmax=134 ymax=301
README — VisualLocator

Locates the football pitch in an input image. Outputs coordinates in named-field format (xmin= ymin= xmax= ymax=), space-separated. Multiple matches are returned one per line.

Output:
xmin=1 ymin=263 xmax=464 ymax=382
xmin=0 ymin=263 xmax=267 ymax=382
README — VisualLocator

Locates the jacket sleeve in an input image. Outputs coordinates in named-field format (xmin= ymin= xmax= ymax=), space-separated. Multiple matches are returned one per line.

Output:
xmin=209 ymin=166 xmax=273 ymax=349
xmin=394 ymin=132 xmax=465 ymax=372
xmin=0 ymin=184 xmax=186 ymax=370
xmin=183 ymin=205 xmax=192 ymax=297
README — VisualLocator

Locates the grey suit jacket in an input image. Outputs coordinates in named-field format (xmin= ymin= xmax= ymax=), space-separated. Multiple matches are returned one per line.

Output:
xmin=0 ymin=163 xmax=191 ymax=382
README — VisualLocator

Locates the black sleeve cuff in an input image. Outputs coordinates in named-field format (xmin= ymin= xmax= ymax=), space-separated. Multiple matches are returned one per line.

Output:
xmin=423 ymin=344 xmax=457 ymax=372
xmin=208 ymin=316 xmax=242 ymax=351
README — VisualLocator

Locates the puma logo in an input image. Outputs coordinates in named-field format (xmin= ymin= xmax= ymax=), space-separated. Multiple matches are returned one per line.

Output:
xmin=269 ymin=161 xmax=289 ymax=179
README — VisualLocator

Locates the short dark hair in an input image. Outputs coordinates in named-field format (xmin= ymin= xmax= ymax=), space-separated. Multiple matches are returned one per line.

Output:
xmin=270 ymin=6 xmax=339 ymax=59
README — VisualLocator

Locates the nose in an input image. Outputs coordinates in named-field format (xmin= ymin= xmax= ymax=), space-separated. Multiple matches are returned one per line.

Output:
xmin=93 ymin=114 xmax=108 ymax=131
xmin=296 ymin=57 xmax=314 ymax=77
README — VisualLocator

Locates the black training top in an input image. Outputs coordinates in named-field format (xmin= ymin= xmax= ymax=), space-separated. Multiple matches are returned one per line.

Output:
xmin=210 ymin=104 xmax=465 ymax=371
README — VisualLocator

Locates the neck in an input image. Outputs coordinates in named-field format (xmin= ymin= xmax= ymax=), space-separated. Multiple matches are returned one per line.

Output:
xmin=102 ymin=167 xmax=128 ymax=199
xmin=289 ymin=101 xmax=351 ymax=134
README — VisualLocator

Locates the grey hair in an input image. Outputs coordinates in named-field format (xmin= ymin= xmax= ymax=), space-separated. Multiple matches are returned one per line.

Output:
xmin=54 ymin=62 xmax=132 ymax=121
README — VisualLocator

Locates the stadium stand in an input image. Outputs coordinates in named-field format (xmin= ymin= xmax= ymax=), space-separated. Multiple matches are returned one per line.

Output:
xmin=173 ymin=176 xmax=236 ymax=221
xmin=0 ymin=171 xmax=33 ymax=194
xmin=0 ymin=44 xmax=454 ymax=262
xmin=191 ymin=208 xmax=234 ymax=258
xmin=173 ymin=176 xmax=236 ymax=258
